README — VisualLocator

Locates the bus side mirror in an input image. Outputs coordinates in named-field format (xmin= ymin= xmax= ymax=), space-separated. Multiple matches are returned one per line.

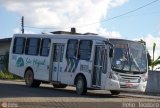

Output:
xmin=147 ymin=52 xmax=151 ymax=66
xmin=109 ymin=48 xmax=114 ymax=58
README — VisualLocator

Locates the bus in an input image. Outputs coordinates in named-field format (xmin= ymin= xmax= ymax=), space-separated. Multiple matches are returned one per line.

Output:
xmin=8 ymin=33 xmax=148 ymax=95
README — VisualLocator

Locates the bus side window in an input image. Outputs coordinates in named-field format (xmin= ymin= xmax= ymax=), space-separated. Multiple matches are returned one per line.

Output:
xmin=66 ymin=39 xmax=78 ymax=59
xmin=13 ymin=37 xmax=26 ymax=54
xmin=40 ymin=38 xmax=51 ymax=56
xmin=78 ymin=40 xmax=92 ymax=60
xmin=25 ymin=38 xmax=40 ymax=55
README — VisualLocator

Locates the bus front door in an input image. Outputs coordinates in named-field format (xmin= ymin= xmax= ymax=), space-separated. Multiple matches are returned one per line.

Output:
xmin=92 ymin=45 xmax=107 ymax=87
xmin=52 ymin=44 xmax=64 ymax=82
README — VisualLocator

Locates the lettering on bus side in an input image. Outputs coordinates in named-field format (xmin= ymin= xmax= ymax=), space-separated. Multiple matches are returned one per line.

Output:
xmin=26 ymin=58 xmax=46 ymax=67
xmin=16 ymin=57 xmax=24 ymax=67
xmin=80 ymin=65 xmax=89 ymax=72
xmin=16 ymin=57 xmax=46 ymax=67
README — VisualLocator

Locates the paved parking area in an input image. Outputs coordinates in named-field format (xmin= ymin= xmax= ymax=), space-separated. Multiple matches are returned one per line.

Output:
xmin=0 ymin=80 xmax=159 ymax=108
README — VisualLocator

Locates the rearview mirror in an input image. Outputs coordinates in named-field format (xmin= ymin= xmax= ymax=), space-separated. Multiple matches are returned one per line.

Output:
xmin=109 ymin=48 xmax=114 ymax=58
xmin=147 ymin=52 xmax=151 ymax=66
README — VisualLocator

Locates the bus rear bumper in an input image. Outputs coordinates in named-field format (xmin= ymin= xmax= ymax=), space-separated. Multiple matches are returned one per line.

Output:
xmin=106 ymin=79 xmax=147 ymax=92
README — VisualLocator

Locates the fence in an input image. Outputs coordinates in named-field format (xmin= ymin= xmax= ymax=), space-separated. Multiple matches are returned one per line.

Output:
xmin=145 ymin=70 xmax=160 ymax=93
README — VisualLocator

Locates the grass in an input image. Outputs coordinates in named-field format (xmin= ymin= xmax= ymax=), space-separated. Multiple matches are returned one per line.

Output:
xmin=0 ymin=71 xmax=21 ymax=80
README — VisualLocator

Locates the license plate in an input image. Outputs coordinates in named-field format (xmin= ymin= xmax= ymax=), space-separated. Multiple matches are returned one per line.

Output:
xmin=129 ymin=79 xmax=139 ymax=83
xmin=126 ymin=83 xmax=134 ymax=87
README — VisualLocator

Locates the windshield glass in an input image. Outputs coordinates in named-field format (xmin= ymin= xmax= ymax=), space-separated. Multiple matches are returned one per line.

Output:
xmin=110 ymin=39 xmax=147 ymax=73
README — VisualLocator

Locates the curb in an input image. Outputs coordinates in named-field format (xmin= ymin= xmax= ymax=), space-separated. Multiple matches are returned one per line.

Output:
xmin=0 ymin=79 xmax=24 ymax=82
xmin=121 ymin=93 xmax=160 ymax=100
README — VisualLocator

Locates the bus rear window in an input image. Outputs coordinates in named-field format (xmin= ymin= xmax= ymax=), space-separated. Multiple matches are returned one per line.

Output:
xmin=13 ymin=37 xmax=25 ymax=54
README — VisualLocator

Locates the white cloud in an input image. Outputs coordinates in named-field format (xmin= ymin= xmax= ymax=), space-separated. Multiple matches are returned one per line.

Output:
xmin=141 ymin=34 xmax=160 ymax=59
xmin=109 ymin=0 xmax=128 ymax=7
xmin=1 ymin=0 xmax=128 ymax=37
xmin=13 ymin=28 xmax=21 ymax=34
xmin=98 ymin=27 xmax=122 ymax=38
xmin=13 ymin=28 xmax=35 ymax=34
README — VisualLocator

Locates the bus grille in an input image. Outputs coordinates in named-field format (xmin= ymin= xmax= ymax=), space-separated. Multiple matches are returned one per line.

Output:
xmin=119 ymin=74 xmax=141 ymax=83
xmin=120 ymin=84 xmax=138 ymax=89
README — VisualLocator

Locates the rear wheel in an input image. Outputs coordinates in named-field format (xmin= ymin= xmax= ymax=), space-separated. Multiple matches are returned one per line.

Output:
xmin=110 ymin=90 xmax=120 ymax=95
xmin=75 ymin=75 xmax=87 ymax=95
xmin=53 ymin=84 xmax=67 ymax=88
xmin=24 ymin=69 xmax=41 ymax=87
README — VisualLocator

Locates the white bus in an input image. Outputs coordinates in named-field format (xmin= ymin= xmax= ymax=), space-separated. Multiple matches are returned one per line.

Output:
xmin=9 ymin=33 xmax=148 ymax=95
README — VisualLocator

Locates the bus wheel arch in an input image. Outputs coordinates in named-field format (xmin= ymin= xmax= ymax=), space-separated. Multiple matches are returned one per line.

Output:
xmin=24 ymin=67 xmax=33 ymax=77
xmin=24 ymin=67 xmax=41 ymax=87
xmin=74 ymin=73 xmax=87 ymax=95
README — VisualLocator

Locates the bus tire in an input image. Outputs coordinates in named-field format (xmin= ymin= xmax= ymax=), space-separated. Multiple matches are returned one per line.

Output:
xmin=24 ymin=69 xmax=41 ymax=87
xmin=110 ymin=90 xmax=120 ymax=95
xmin=75 ymin=75 xmax=87 ymax=95
xmin=53 ymin=84 xmax=67 ymax=88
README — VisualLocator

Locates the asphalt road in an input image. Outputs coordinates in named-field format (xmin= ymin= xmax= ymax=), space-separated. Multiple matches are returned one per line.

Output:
xmin=0 ymin=80 xmax=160 ymax=108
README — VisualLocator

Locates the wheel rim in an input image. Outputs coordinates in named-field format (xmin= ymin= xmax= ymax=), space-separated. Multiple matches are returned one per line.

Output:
xmin=25 ymin=70 xmax=33 ymax=85
xmin=77 ymin=80 xmax=83 ymax=89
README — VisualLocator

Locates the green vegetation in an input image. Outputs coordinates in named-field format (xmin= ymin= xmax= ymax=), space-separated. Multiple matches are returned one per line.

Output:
xmin=0 ymin=71 xmax=21 ymax=80
xmin=139 ymin=40 xmax=160 ymax=71
xmin=150 ymin=42 xmax=160 ymax=70
xmin=2 ymin=52 xmax=9 ymax=72
xmin=0 ymin=52 xmax=21 ymax=80
xmin=0 ymin=67 xmax=21 ymax=79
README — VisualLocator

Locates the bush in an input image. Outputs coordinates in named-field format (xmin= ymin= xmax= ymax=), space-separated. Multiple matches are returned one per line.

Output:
xmin=1 ymin=52 xmax=9 ymax=72
xmin=0 ymin=71 xmax=13 ymax=79
xmin=0 ymin=71 xmax=21 ymax=80
xmin=0 ymin=51 xmax=21 ymax=80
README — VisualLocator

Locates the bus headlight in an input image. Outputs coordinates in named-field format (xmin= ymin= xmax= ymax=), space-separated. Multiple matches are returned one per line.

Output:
xmin=109 ymin=72 xmax=117 ymax=80
xmin=141 ymin=74 xmax=148 ymax=82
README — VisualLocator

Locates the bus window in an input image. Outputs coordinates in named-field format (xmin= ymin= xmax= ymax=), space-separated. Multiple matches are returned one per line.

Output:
xmin=13 ymin=37 xmax=25 ymax=54
xmin=40 ymin=38 xmax=51 ymax=56
xmin=66 ymin=39 xmax=78 ymax=59
xmin=25 ymin=38 xmax=40 ymax=55
xmin=78 ymin=40 xmax=92 ymax=60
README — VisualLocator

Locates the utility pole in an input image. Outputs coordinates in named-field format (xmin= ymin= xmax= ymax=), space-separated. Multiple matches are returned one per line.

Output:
xmin=21 ymin=16 xmax=24 ymax=34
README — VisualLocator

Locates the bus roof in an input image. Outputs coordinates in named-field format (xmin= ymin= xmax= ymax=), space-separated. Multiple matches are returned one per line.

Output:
xmin=109 ymin=38 xmax=141 ymax=44
xmin=13 ymin=33 xmax=108 ymax=41
xmin=13 ymin=34 xmax=139 ymax=44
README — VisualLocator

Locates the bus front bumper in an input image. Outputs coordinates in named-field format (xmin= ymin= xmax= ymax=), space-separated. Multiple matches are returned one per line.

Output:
xmin=106 ymin=79 xmax=147 ymax=92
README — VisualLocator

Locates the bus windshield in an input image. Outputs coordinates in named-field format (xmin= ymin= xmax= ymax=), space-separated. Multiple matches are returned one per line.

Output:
xmin=110 ymin=39 xmax=147 ymax=74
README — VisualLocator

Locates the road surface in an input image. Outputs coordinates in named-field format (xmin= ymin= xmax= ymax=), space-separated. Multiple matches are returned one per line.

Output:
xmin=0 ymin=80 xmax=159 ymax=108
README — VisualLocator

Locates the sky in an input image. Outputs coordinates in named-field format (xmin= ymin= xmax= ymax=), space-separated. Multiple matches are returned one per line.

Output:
xmin=0 ymin=0 xmax=160 ymax=68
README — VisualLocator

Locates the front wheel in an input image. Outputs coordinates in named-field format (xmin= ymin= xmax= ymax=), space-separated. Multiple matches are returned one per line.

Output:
xmin=76 ymin=75 xmax=87 ymax=95
xmin=24 ymin=69 xmax=41 ymax=87
xmin=110 ymin=90 xmax=120 ymax=95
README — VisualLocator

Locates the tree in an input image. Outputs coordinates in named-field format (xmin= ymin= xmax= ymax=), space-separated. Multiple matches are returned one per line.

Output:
xmin=150 ymin=42 xmax=160 ymax=71
xmin=1 ymin=52 xmax=9 ymax=73
xmin=139 ymin=39 xmax=160 ymax=71
xmin=139 ymin=39 xmax=151 ymax=67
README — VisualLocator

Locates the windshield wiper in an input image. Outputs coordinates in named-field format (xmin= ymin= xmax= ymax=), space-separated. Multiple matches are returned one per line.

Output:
xmin=132 ymin=71 xmax=146 ymax=74
xmin=112 ymin=67 xmax=129 ymax=73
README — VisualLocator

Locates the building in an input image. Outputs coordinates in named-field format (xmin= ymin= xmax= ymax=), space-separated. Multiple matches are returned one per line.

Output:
xmin=0 ymin=38 xmax=11 ymax=71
